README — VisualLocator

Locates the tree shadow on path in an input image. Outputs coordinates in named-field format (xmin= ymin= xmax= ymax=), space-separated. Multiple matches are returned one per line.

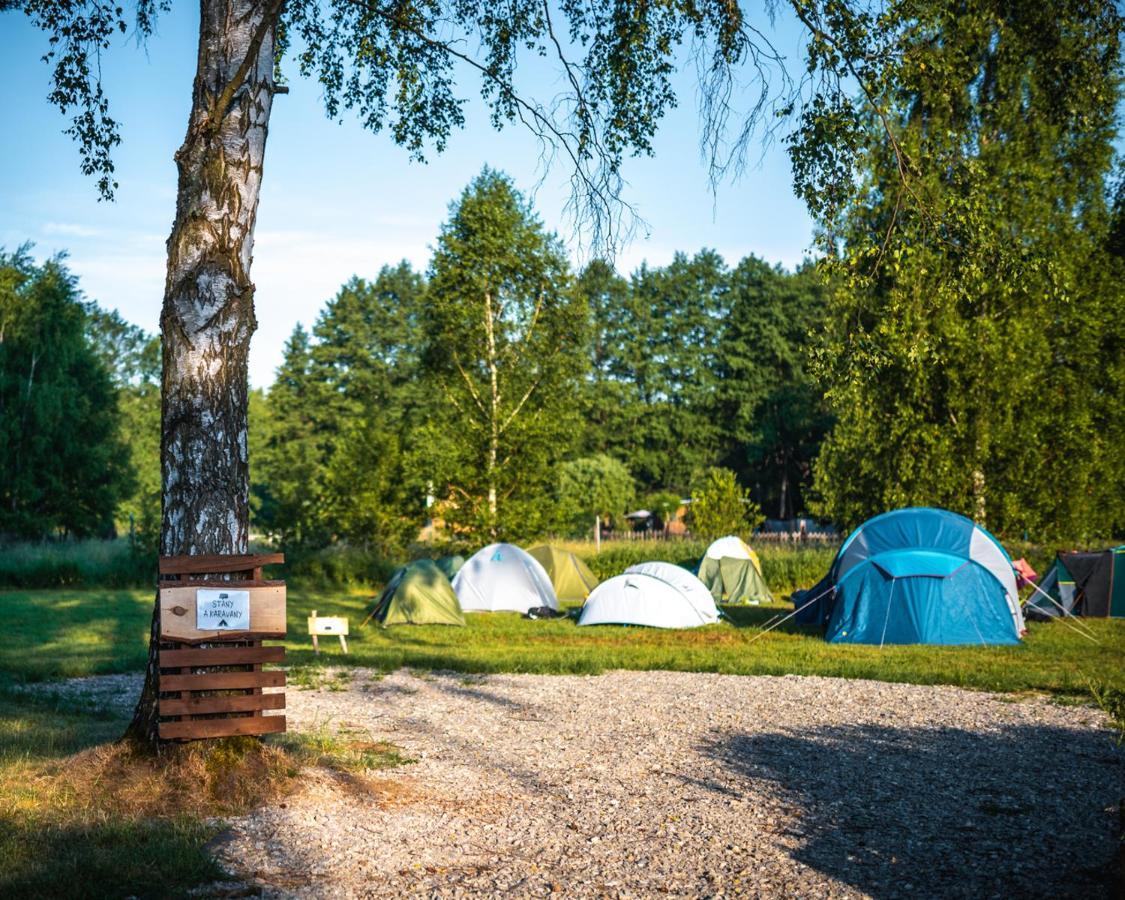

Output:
xmin=701 ymin=720 xmax=1122 ymax=898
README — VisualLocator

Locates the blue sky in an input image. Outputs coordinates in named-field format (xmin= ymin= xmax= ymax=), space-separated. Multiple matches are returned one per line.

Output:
xmin=0 ymin=5 xmax=816 ymax=387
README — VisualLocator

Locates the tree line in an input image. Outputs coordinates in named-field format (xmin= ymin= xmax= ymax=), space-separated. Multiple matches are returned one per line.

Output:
xmin=3 ymin=148 xmax=1122 ymax=551
xmin=3 ymin=2 xmax=1122 ymax=552
xmin=252 ymin=168 xmax=826 ymax=552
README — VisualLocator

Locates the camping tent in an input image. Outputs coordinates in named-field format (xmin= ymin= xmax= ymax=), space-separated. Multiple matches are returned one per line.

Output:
xmin=453 ymin=543 xmax=559 ymax=613
xmin=1026 ymin=547 xmax=1125 ymax=619
xmin=578 ymin=561 xmax=719 ymax=628
xmin=697 ymin=535 xmax=773 ymax=604
xmin=527 ymin=545 xmax=599 ymax=602
xmin=363 ymin=559 xmax=465 ymax=627
xmin=795 ymin=507 xmax=1023 ymax=645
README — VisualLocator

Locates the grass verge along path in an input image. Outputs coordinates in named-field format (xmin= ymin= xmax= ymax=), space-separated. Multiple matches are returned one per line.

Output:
xmin=1 ymin=589 xmax=1121 ymax=697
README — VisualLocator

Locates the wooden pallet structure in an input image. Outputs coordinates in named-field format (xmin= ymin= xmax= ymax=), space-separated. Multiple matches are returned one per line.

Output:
xmin=157 ymin=553 xmax=288 ymax=741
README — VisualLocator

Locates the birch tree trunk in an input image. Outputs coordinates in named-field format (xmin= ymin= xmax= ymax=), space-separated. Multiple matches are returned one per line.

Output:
xmin=126 ymin=0 xmax=278 ymax=747
xmin=484 ymin=290 xmax=500 ymax=533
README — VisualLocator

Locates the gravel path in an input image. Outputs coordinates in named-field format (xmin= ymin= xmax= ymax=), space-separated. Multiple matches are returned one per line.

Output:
xmin=202 ymin=669 xmax=1120 ymax=899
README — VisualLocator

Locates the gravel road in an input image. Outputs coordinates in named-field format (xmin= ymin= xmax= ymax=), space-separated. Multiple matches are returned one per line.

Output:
xmin=198 ymin=669 xmax=1121 ymax=899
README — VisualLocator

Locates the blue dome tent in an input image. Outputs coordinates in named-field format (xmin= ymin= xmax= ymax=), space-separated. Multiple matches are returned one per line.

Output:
xmin=794 ymin=508 xmax=1024 ymax=645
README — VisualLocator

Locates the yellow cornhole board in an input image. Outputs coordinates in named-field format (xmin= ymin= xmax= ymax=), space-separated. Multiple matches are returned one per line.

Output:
xmin=307 ymin=610 xmax=349 ymax=654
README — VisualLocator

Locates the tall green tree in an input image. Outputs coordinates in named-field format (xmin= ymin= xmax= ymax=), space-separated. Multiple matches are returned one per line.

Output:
xmin=256 ymin=265 xmax=428 ymax=552
xmin=420 ymin=169 xmax=587 ymax=540
xmin=310 ymin=266 xmax=428 ymax=549
xmin=581 ymin=251 xmax=728 ymax=492
xmin=0 ymin=248 xmax=132 ymax=538
xmin=84 ymin=306 xmax=161 ymax=548
xmin=808 ymin=0 xmax=1124 ymax=539
xmin=254 ymin=326 xmax=324 ymax=547
xmin=720 ymin=257 xmax=830 ymax=519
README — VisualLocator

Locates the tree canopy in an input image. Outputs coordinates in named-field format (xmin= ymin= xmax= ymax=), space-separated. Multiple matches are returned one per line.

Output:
xmin=0 ymin=248 xmax=133 ymax=539
xmin=810 ymin=0 xmax=1125 ymax=540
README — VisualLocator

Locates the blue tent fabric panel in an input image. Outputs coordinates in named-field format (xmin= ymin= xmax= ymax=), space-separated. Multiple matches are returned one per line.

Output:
xmin=826 ymin=565 xmax=1019 ymax=645
xmin=835 ymin=508 xmax=975 ymax=579
xmin=793 ymin=574 xmax=834 ymax=626
xmin=867 ymin=550 xmax=968 ymax=580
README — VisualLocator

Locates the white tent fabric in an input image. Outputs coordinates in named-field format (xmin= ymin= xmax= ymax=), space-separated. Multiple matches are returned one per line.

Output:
xmin=453 ymin=543 xmax=559 ymax=613
xmin=578 ymin=564 xmax=719 ymax=628
xmin=625 ymin=562 xmax=719 ymax=623
xmin=969 ymin=526 xmax=1025 ymax=633
xmin=704 ymin=535 xmax=753 ymax=561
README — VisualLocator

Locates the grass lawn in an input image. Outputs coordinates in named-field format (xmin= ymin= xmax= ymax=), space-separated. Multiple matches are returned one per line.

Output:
xmin=0 ymin=585 xmax=1120 ymax=896
xmin=1 ymin=587 xmax=1122 ymax=697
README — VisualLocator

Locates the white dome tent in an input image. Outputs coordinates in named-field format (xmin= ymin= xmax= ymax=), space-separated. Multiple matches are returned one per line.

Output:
xmin=452 ymin=543 xmax=559 ymax=613
xmin=578 ymin=561 xmax=719 ymax=628
xmin=703 ymin=535 xmax=756 ymax=562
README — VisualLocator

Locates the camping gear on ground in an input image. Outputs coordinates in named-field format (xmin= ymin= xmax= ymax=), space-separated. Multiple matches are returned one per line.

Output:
xmin=697 ymin=535 xmax=774 ymax=604
xmin=527 ymin=544 xmax=599 ymax=602
xmin=453 ymin=543 xmax=559 ymax=613
xmin=362 ymin=559 xmax=465 ymax=627
xmin=523 ymin=605 xmax=568 ymax=620
xmin=1026 ymin=547 xmax=1124 ymax=619
xmin=795 ymin=507 xmax=1024 ymax=645
xmin=435 ymin=554 xmax=466 ymax=580
xmin=577 ymin=561 xmax=719 ymax=628
xmin=308 ymin=610 xmax=350 ymax=652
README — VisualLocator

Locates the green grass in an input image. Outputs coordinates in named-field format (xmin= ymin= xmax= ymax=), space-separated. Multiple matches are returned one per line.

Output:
xmin=0 ymin=692 xmax=225 ymax=899
xmin=0 ymin=589 xmax=154 ymax=681
xmin=0 ymin=683 xmax=415 ymax=897
xmin=1 ymin=586 xmax=1120 ymax=697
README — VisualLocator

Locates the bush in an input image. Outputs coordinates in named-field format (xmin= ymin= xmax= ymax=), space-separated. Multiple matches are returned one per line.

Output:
xmin=282 ymin=544 xmax=398 ymax=589
xmin=0 ymin=539 xmax=153 ymax=589
xmin=572 ymin=539 xmax=838 ymax=597
xmin=688 ymin=467 xmax=764 ymax=540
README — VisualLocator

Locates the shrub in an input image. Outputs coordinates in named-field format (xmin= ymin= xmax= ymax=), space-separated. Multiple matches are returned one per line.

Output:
xmin=688 ymin=467 xmax=764 ymax=540
xmin=283 ymin=544 xmax=397 ymax=589
xmin=572 ymin=539 xmax=837 ymax=597
xmin=0 ymin=539 xmax=153 ymax=589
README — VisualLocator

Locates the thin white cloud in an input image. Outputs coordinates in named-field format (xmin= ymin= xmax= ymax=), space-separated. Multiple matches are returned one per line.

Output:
xmin=42 ymin=222 xmax=102 ymax=238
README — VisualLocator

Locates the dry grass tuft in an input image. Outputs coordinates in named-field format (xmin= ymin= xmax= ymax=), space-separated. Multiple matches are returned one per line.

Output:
xmin=45 ymin=736 xmax=300 ymax=820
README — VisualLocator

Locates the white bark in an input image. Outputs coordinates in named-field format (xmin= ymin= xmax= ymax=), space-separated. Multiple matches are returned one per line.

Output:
xmin=129 ymin=0 xmax=278 ymax=746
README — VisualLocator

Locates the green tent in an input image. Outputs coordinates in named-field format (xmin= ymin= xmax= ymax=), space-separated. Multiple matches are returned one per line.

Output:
xmin=362 ymin=559 xmax=465 ymax=627
xmin=435 ymin=554 xmax=466 ymax=579
xmin=697 ymin=537 xmax=774 ymax=605
xmin=527 ymin=544 xmax=599 ymax=602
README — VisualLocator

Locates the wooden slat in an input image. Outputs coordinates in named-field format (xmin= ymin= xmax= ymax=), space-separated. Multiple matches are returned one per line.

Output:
xmin=159 ymin=584 xmax=286 ymax=642
xmin=159 ymin=714 xmax=286 ymax=741
xmin=159 ymin=579 xmax=284 ymax=589
xmin=159 ymin=692 xmax=285 ymax=717
xmin=159 ymin=645 xmax=285 ymax=667
xmin=158 ymin=553 xmax=285 ymax=576
xmin=161 ymin=670 xmax=286 ymax=692
xmin=162 ymin=630 xmax=286 ymax=646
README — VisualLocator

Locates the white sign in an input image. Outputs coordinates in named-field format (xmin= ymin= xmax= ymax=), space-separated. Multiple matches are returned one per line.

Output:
xmin=196 ymin=589 xmax=251 ymax=631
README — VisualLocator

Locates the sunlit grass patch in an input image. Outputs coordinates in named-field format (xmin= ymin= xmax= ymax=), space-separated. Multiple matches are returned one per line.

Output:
xmin=0 ymin=684 xmax=415 ymax=897
xmin=272 ymin=723 xmax=415 ymax=773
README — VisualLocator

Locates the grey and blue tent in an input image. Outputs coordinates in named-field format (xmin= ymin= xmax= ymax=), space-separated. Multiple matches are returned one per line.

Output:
xmin=1026 ymin=546 xmax=1125 ymax=619
xmin=793 ymin=507 xmax=1024 ymax=645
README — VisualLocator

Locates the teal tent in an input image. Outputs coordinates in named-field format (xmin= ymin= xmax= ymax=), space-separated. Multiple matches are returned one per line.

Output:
xmin=797 ymin=508 xmax=1024 ymax=645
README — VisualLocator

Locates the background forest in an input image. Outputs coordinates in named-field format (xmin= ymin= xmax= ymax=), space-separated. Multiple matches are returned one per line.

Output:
xmin=3 ymin=0 xmax=1124 ymax=563
xmin=3 ymin=157 xmax=1122 ymax=566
